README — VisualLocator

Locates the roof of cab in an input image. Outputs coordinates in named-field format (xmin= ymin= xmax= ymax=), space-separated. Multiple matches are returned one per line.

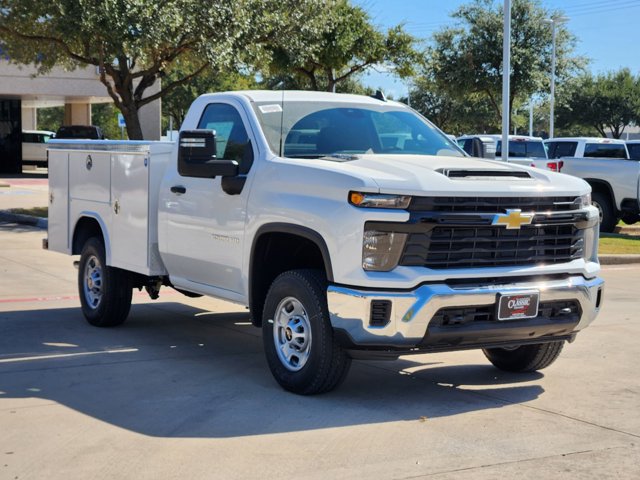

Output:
xmin=544 ymin=137 xmax=627 ymax=144
xmin=196 ymin=90 xmax=405 ymax=107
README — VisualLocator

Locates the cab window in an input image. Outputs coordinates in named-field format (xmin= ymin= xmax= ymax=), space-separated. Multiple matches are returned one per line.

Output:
xmin=584 ymin=143 xmax=627 ymax=159
xmin=547 ymin=141 xmax=577 ymax=159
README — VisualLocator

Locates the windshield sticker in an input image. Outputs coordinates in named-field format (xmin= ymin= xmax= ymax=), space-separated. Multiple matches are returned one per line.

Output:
xmin=259 ymin=104 xmax=283 ymax=113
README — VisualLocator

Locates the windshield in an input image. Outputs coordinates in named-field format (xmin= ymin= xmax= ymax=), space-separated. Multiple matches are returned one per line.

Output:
xmin=252 ymin=100 xmax=463 ymax=159
xmin=496 ymin=140 xmax=547 ymax=159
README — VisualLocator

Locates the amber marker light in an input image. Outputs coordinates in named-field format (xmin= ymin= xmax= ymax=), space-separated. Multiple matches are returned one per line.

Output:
xmin=348 ymin=191 xmax=412 ymax=209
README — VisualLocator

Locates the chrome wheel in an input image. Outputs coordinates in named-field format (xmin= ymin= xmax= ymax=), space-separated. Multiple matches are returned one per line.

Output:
xmin=83 ymin=254 xmax=103 ymax=310
xmin=593 ymin=200 xmax=604 ymax=224
xmin=273 ymin=296 xmax=312 ymax=371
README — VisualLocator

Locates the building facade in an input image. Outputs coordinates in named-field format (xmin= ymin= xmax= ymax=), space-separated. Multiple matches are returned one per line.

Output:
xmin=0 ymin=60 xmax=161 ymax=173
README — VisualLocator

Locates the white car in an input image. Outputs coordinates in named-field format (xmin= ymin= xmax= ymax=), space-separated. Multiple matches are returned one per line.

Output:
xmin=22 ymin=130 xmax=55 ymax=167
xmin=458 ymin=134 xmax=558 ymax=171
xmin=545 ymin=137 xmax=629 ymax=160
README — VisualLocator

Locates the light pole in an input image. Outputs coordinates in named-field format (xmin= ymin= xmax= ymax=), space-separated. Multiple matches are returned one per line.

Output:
xmin=547 ymin=15 xmax=568 ymax=139
xmin=501 ymin=0 xmax=511 ymax=162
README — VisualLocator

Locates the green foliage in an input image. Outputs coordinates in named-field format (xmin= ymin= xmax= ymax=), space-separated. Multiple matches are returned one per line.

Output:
xmin=406 ymin=77 xmax=497 ymax=135
xmin=37 ymin=107 xmax=64 ymax=133
xmin=162 ymin=62 xmax=258 ymax=130
xmin=556 ymin=69 xmax=640 ymax=138
xmin=427 ymin=0 xmax=583 ymax=129
xmin=92 ymin=103 xmax=124 ymax=139
xmin=0 ymin=0 xmax=329 ymax=139
xmin=265 ymin=0 xmax=422 ymax=92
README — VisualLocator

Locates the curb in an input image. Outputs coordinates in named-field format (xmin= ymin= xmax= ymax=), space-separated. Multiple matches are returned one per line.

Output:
xmin=598 ymin=254 xmax=640 ymax=265
xmin=0 ymin=211 xmax=48 ymax=229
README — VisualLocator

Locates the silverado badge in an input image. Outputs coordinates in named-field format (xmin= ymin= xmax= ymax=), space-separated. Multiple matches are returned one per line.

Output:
xmin=492 ymin=209 xmax=534 ymax=229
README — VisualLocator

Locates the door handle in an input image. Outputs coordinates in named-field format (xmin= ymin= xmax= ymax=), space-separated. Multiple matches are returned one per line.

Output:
xmin=170 ymin=185 xmax=186 ymax=195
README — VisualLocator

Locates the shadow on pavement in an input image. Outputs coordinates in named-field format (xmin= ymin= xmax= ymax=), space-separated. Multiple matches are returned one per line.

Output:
xmin=0 ymin=302 xmax=545 ymax=438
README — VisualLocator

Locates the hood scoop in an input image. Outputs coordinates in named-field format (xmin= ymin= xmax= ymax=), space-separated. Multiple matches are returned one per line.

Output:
xmin=437 ymin=168 xmax=531 ymax=179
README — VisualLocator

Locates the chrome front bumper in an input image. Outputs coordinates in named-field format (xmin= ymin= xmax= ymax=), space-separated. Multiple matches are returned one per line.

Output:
xmin=327 ymin=275 xmax=604 ymax=348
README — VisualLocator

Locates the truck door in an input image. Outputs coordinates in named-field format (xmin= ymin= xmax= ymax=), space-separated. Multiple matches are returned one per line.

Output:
xmin=161 ymin=101 xmax=255 ymax=297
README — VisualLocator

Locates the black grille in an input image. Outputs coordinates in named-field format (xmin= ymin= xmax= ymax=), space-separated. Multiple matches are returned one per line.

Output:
xmin=400 ymin=224 xmax=584 ymax=269
xmin=409 ymin=196 xmax=579 ymax=213
xmin=429 ymin=300 xmax=582 ymax=328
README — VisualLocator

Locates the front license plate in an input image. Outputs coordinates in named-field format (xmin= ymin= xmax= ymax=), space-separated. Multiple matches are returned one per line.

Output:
xmin=497 ymin=292 xmax=539 ymax=321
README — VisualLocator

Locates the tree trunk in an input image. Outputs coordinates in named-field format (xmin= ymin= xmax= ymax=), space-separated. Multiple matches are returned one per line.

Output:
xmin=122 ymin=106 xmax=144 ymax=140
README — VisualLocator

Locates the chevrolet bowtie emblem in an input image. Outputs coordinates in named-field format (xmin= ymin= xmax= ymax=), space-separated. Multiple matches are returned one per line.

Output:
xmin=492 ymin=209 xmax=534 ymax=229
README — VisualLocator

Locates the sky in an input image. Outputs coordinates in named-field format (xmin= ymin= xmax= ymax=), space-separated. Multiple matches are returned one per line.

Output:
xmin=353 ymin=0 xmax=640 ymax=98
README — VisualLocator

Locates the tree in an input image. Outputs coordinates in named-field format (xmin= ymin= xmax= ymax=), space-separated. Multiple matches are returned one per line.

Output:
xmin=428 ymin=0 xmax=583 ymax=129
xmin=556 ymin=69 xmax=640 ymax=138
xmin=265 ymin=0 xmax=422 ymax=92
xmin=406 ymin=77 xmax=497 ymax=135
xmin=0 ymin=0 xmax=328 ymax=139
xmin=162 ymin=62 xmax=258 ymax=129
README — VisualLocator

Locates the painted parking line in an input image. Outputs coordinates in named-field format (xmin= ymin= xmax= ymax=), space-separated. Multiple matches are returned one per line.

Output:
xmin=0 ymin=290 xmax=178 ymax=304
xmin=0 ymin=295 xmax=79 ymax=304
xmin=0 ymin=348 xmax=139 ymax=364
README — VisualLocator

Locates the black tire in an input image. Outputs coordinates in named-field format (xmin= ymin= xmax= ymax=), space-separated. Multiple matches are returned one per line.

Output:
xmin=262 ymin=269 xmax=351 ymax=395
xmin=592 ymin=191 xmax=617 ymax=233
xmin=483 ymin=341 xmax=564 ymax=373
xmin=78 ymin=236 xmax=132 ymax=327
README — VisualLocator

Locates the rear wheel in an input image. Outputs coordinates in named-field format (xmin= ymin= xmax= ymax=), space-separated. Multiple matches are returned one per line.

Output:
xmin=262 ymin=269 xmax=351 ymax=395
xmin=78 ymin=237 xmax=132 ymax=327
xmin=592 ymin=191 xmax=617 ymax=233
xmin=483 ymin=341 xmax=564 ymax=373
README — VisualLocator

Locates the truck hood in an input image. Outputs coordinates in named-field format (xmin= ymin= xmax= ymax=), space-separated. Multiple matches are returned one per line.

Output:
xmin=326 ymin=154 xmax=590 ymax=196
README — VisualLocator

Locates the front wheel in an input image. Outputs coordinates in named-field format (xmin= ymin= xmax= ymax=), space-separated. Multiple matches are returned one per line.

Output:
xmin=592 ymin=191 xmax=617 ymax=233
xmin=78 ymin=237 xmax=132 ymax=327
xmin=262 ymin=269 xmax=351 ymax=395
xmin=483 ymin=341 xmax=564 ymax=373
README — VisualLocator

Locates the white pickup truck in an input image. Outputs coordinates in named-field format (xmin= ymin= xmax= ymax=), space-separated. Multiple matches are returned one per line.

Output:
xmin=45 ymin=91 xmax=604 ymax=395
xmin=545 ymin=137 xmax=637 ymax=232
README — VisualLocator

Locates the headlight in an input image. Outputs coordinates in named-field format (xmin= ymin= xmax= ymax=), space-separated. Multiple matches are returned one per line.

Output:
xmin=350 ymin=192 xmax=411 ymax=209
xmin=578 ymin=193 xmax=591 ymax=208
xmin=362 ymin=230 xmax=408 ymax=271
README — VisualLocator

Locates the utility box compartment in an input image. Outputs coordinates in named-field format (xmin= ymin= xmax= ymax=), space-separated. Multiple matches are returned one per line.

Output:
xmin=47 ymin=140 xmax=174 ymax=276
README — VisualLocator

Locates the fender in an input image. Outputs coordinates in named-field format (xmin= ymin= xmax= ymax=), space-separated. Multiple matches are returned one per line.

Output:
xmin=72 ymin=212 xmax=112 ymax=265
xmin=583 ymin=178 xmax=618 ymax=212
xmin=250 ymin=223 xmax=334 ymax=282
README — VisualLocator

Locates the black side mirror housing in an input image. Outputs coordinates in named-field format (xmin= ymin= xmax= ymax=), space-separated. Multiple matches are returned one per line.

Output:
xmin=178 ymin=129 xmax=239 ymax=178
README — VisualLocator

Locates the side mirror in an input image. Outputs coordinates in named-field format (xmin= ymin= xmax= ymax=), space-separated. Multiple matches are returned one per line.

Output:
xmin=178 ymin=129 xmax=239 ymax=178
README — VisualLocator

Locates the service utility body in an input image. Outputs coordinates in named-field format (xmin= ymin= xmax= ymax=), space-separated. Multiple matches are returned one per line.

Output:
xmin=45 ymin=91 xmax=604 ymax=394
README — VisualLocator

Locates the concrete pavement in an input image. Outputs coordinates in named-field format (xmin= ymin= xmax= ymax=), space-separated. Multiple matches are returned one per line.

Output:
xmin=0 ymin=223 xmax=639 ymax=479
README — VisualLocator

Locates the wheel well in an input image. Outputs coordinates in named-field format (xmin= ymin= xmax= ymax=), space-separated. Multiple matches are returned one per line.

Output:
xmin=72 ymin=217 xmax=104 ymax=255
xmin=250 ymin=231 xmax=328 ymax=327
xmin=586 ymin=179 xmax=617 ymax=212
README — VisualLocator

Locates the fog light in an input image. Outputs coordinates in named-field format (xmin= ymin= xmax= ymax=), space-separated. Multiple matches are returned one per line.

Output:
xmin=363 ymin=230 xmax=407 ymax=271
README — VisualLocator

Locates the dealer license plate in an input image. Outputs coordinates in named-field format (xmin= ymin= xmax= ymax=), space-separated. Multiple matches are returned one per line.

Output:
xmin=497 ymin=292 xmax=539 ymax=321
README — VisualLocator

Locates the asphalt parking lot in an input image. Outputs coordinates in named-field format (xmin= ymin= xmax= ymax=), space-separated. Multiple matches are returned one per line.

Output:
xmin=1 ymin=222 xmax=639 ymax=479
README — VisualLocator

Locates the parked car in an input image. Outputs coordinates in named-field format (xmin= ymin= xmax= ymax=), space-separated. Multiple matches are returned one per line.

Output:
xmin=22 ymin=130 xmax=55 ymax=167
xmin=457 ymin=134 xmax=559 ymax=171
xmin=545 ymin=137 xmax=629 ymax=160
xmin=548 ymin=138 xmax=635 ymax=232
xmin=55 ymin=125 xmax=105 ymax=140
xmin=626 ymin=140 xmax=640 ymax=160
